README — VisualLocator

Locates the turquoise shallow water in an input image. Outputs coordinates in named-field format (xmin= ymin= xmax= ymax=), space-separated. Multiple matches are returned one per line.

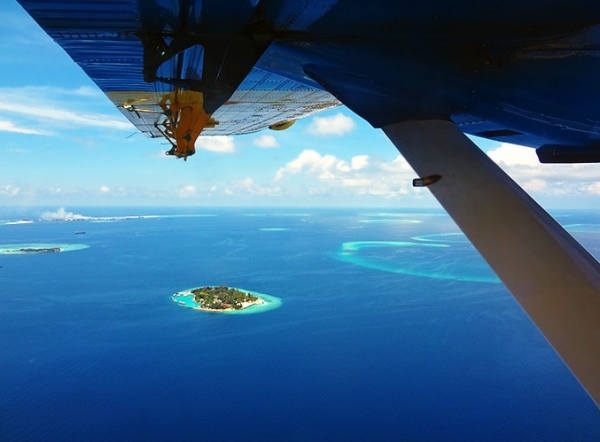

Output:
xmin=359 ymin=219 xmax=422 ymax=224
xmin=337 ymin=240 xmax=500 ymax=283
xmin=412 ymin=233 xmax=469 ymax=243
xmin=172 ymin=293 xmax=202 ymax=308
xmin=564 ymin=223 xmax=600 ymax=233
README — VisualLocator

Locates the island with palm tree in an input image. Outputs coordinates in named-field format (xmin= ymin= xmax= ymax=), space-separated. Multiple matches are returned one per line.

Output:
xmin=174 ymin=285 xmax=265 ymax=311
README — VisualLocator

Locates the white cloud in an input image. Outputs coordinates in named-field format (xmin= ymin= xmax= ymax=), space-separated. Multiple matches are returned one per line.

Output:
xmin=41 ymin=208 xmax=89 ymax=220
xmin=274 ymin=149 xmax=421 ymax=199
xmin=307 ymin=113 xmax=355 ymax=136
xmin=584 ymin=182 xmax=600 ymax=195
xmin=378 ymin=155 xmax=414 ymax=173
xmin=0 ymin=185 xmax=20 ymax=196
xmin=100 ymin=186 xmax=110 ymax=193
xmin=177 ymin=185 xmax=197 ymax=198
xmin=487 ymin=143 xmax=600 ymax=197
xmin=487 ymin=143 xmax=539 ymax=167
xmin=196 ymin=136 xmax=235 ymax=153
xmin=0 ymin=102 xmax=130 ymax=130
xmin=342 ymin=178 xmax=372 ymax=187
xmin=0 ymin=86 xmax=130 ymax=132
xmin=0 ymin=120 xmax=49 ymax=135
xmin=72 ymin=86 xmax=102 ymax=97
xmin=351 ymin=155 xmax=369 ymax=170
xmin=253 ymin=134 xmax=279 ymax=148
xmin=522 ymin=178 xmax=547 ymax=192
xmin=230 ymin=178 xmax=281 ymax=196
xmin=275 ymin=150 xmax=338 ymax=181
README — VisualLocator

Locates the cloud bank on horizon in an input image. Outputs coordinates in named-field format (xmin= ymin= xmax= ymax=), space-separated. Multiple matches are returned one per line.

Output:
xmin=3 ymin=103 xmax=600 ymax=207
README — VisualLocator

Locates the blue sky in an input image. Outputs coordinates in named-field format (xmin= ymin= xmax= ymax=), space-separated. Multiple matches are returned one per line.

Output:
xmin=3 ymin=1 xmax=600 ymax=208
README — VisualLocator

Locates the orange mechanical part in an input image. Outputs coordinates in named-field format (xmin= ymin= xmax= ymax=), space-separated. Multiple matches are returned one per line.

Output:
xmin=157 ymin=90 xmax=218 ymax=160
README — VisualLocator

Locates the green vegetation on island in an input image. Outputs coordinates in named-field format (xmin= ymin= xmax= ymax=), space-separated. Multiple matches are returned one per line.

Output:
xmin=191 ymin=285 xmax=259 ymax=310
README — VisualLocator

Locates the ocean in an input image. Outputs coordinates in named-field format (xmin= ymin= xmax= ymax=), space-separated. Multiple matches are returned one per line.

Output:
xmin=1 ymin=207 xmax=599 ymax=441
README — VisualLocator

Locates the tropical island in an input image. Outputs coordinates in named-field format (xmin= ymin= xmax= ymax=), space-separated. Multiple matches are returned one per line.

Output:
xmin=0 ymin=243 xmax=90 ymax=255
xmin=7 ymin=247 xmax=61 ymax=254
xmin=174 ymin=285 xmax=265 ymax=311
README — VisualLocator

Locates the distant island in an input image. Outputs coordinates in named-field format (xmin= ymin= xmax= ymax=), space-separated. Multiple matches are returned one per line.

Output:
xmin=0 ymin=243 xmax=89 ymax=255
xmin=175 ymin=285 xmax=265 ymax=311
xmin=7 ymin=247 xmax=61 ymax=254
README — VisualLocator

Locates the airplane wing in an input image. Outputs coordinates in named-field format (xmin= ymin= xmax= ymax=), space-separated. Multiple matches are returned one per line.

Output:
xmin=16 ymin=0 xmax=600 ymax=406
xmin=14 ymin=0 xmax=339 ymax=140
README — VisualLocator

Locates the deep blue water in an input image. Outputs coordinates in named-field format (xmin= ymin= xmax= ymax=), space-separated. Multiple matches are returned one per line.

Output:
xmin=1 ymin=207 xmax=599 ymax=441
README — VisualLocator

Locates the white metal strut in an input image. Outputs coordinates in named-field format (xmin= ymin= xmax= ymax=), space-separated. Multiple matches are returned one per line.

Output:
xmin=384 ymin=119 xmax=600 ymax=406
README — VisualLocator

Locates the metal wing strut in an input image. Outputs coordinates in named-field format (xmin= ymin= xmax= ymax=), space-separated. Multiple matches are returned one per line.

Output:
xmin=384 ymin=119 xmax=600 ymax=406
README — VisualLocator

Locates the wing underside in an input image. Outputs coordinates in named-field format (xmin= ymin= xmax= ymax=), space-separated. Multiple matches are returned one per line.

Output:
xmin=108 ymin=71 xmax=340 ymax=138
xmin=17 ymin=0 xmax=340 ymax=138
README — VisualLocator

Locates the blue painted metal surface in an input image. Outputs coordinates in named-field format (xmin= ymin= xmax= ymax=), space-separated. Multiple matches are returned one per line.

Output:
xmin=16 ymin=0 xmax=600 ymax=149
